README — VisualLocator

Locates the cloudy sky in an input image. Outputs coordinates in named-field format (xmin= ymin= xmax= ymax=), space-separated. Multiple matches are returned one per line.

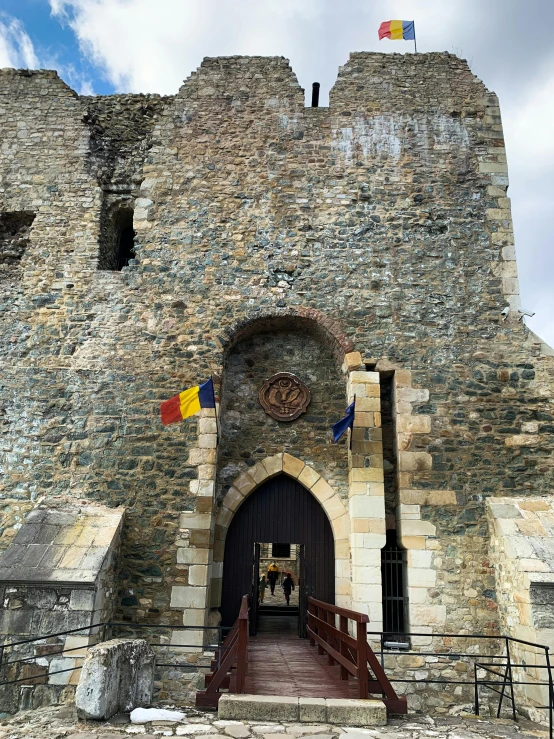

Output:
xmin=1 ymin=0 xmax=553 ymax=346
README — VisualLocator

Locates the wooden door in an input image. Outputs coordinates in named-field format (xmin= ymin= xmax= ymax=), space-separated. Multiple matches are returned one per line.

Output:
xmin=220 ymin=474 xmax=335 ymax=627
xmin=250 ymin=542 xmax=260 ymax=636
xmin=298 ymin=544 xmax=307 ymax=637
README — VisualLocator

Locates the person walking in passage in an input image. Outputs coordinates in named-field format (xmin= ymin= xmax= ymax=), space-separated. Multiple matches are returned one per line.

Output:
xmin=258 ymin=574 xmax=267 ymax=603
xmin=267 ymin=562 xmax=279 ymax=596
xmin=282 ymin=572 xmax=295 ymax=606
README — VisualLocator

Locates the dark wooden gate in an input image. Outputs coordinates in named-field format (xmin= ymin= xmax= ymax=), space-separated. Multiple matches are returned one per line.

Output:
xmin=220 ymin=474 xmax=335 ymax=627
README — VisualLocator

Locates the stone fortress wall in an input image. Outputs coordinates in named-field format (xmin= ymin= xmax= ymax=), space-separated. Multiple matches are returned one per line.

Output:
xmin=0 ymin=52 xmax=553 ymax=714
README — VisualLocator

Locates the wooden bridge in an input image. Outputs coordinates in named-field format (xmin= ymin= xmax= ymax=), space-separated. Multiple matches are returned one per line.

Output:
xmin=196 ymin=596 xmax=407 ymax=715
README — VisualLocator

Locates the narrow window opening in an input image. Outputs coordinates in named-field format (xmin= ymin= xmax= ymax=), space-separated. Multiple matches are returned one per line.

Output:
xmin=381 ymin=529 xmax=407 ymax=642
xmin=97 ymin=195 xmax=136 ymax=271
xmin=271 ymin=543 xmax=291 ymax=559
xmin=0 ymin=211 xmax=35 ymax=280
xmin=116 ymin=216 xmax=136 ymax=271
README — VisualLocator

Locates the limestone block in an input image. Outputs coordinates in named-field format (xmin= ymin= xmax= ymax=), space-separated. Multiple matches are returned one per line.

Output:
xmin=217 ymin=506 xmax=233 ymax=528
xmin=334 ymin=539 xmax=350 ymax=559
xmin=351 ymin=548 xmax=380 ymax=567
xmin=177 ymin=547 xmax=209 ymax=565
xmin=399 ymin=535 xmax=427 ymax=550
xmin=311 ymin=477 xmax=335 ymax=503
xmin=218 ymin=694 xmax=299 ymax=721
xmin=49 ymin=657 xmax=76 ymax=685
xmin=342 ymin=351 xmax=363 ymax=372
xmin=395 ymin=387 xmax=429 ymax=404
xmin=188 ymin=565 xmax=209 ymax=586
xmin=325 ymin=698 xmax=386 ymax=726
xmin=249 ymin=462 xmax=269 ymax=485
xmin=398 ymin=503 xmax=420 ymax=520
xmin=262 ymin=454 xmax=283 ymax=477
xmin=198 ymin=464 xmax=216 ymax=480
xmin=283 ymin=453 xmax=305 ymax=478
xmin=198 ymin=418 xmax=217 ymax=434
xmin=352 ymin=565 xmax=381 ymax=584
xmin=64 ymin=635 xmax=92 ymax=656
xmin=352 ymin=583 xmax=381 ymax=604
xmin=299 ymin=697 xmax=326 ymax=723
xmin=75 ymin=638 xmax=155 ymax=720
xmin=398 ymin=519 xmax=436 ymax=537
xmin=349 ymin=495 xmax=384 ymax=520
xmin=407 ymin=567 xmax=436 ymax=589
xmin=332 ymin=514 xmax=350 ymax=540
xmin=197 ymin=481 xmax=215 ymax=497
xmin=394 ymin=369 xmax=412 ymax=387
xmin=179 ymin=512 xmax=212 ymax=530
xmin=396 ymin=415 xmax=431 ymax=434
xmin=398 ymin=452 xmax=433 ymax=472
xmin=407 ymin=550 xmax=433 ymax=569
xmin=69 ymin=589 xmax=95 ymax=611
xmin=233 ymin=473 xmax=256 ymax=496
xmin=349 ymin=468 xmax=384 ymax=483
xmin=324 ymin=494 xmax=346 ymax=521
xmin=170 ymin=586 xmax=206 ymax=609
xmin=178 ymin=608 xmax=207 ymax=629
xmin=406 ymin=586 xmax=428 ymax=604
xmin=198 ymin=434 xmax=217 ymax=449
xmin=298 ymin=465 xmax=320 ymax=490
xmin=505 ymin=435 xmax=541 ymax=447
xmin=223 ymin=486 xmax=245 ymax=512
xmin=335 ymin=558 xmax=351 ymax=579
xmin=399 ymin=489 xmax=457 ymax=506
xmin=410 ymin=604 xmax=447 ymax=627
xmin=349 ymin=371 xmax=380 ymax=385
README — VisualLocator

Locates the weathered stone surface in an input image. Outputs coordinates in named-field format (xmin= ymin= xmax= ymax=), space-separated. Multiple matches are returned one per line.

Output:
xmin=75 ymin=638 xmax=155 ymax=720
xmin=219 ymin=695 xmax=299 ymax=722
xmin=325 ymin=699 xmax=386 ymax=726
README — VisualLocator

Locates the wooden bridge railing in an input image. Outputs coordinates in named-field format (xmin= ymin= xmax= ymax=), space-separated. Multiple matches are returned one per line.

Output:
xmin=307 ymin=596 xmax=407 ymax=714
xmin=196 ymin=594 xmax=249 ymax=707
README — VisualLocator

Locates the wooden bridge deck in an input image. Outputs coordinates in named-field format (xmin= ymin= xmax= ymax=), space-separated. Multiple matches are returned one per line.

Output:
xmin=231 ymin=613 xmax=358 ymax=698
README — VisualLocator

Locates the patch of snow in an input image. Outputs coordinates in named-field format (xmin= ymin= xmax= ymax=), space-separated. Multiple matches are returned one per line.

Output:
xmin=130 ymin=707 xmax=186 ymax=724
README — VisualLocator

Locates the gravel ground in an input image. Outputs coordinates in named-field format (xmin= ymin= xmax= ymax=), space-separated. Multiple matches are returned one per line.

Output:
xmin=0 ymin=704 xmax=549 ymax=739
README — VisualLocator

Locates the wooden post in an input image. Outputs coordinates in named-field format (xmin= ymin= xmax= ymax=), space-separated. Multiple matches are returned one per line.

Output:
xmin=236 ymin=596 xmax=248 ymax=693
xmin=356 ymin=619 xmax=369 ymax=699
xmin=317 ymin=605 xmax=324 ymax=655
xmin=327 ymin=609 xmax=335 ymax=666
xmin=339 ymin=614 xmax=349 ymax=681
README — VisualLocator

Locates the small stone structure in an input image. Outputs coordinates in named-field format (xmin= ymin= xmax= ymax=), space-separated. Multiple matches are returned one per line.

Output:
xmin=0 ymin=501 xmax=124 ymax=712
xmin=218 ymin=694 xmax=387 ymax=726
xmin=75 ymin=638 xmax=155 ymax=720
xmin=487 ymin=497 xmax=554 ymax=721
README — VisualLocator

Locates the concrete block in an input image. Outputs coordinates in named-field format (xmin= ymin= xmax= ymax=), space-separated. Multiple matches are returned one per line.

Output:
xmin=218 ymin=694 xmax=299 ymax=721
xmin=325 ymin=698 xmax=386 ymax=726
xmin=299 ymin=697 xmax=326 ymax=722
xmin=75 ymin=638 xmax=155 ymax=719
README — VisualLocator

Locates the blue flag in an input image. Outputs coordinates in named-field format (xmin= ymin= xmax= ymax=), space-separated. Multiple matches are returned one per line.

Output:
xmin=332 ymin=399 xmax=356 ymax=443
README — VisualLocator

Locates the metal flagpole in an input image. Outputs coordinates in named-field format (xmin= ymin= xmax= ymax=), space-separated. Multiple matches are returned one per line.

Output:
xmin=414 ymin=22 xmax=417 ymax=53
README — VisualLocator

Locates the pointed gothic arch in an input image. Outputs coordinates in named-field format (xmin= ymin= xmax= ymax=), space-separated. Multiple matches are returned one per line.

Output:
xmin=211 ymin=453 xmax=352 ymax=612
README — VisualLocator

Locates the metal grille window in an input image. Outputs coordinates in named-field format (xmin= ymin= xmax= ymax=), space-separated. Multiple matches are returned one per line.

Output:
xmin=381 ymin=530 xmax=406 ymax=637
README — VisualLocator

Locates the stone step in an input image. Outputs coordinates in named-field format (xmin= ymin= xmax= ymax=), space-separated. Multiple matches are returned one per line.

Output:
xmin=218 ymin=694 xmax=387 ymax=726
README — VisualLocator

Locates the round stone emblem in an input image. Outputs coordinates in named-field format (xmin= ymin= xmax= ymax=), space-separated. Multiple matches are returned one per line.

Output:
xmin=258 ymin=372 xmax=311 ymax=422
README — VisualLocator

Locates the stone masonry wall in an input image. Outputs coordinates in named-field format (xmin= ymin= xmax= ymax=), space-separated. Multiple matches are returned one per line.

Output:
xmin=0 ymin=53 xmax=553 ymax=643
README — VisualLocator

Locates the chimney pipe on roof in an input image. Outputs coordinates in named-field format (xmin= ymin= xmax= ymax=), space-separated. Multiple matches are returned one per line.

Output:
xmin=311 ymin=82 xmax=320 ymax=108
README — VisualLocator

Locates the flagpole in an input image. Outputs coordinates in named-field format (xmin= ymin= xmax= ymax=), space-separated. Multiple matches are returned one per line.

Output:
xmin=414 ymin=22 xmax=417 ymax=53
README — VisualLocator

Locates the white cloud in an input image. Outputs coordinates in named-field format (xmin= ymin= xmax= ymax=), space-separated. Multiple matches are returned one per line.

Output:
xmin=0 ymin=15 xmax=39 ymax=69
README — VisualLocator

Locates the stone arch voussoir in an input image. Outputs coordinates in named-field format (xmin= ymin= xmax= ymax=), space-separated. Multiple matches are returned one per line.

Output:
xmin=214 ymin=453 xmax=350 ymax=560
xmin=217 ymin=307 xmax=355 ymax=366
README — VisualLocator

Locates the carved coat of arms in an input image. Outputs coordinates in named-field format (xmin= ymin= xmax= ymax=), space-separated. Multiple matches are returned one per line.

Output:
xmin=258 ymin=372 xmax=311 ymax=422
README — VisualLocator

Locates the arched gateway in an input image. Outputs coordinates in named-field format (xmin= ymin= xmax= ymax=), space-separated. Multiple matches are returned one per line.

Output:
xmin=220 ymin=474 xmax=334 ymax=626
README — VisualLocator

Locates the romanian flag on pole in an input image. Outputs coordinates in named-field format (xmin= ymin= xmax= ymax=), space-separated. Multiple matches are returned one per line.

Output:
xmin=160 ymin=378 xmax=216 ymax=426
xmin=378 ymin=20 xmax=415 ymax=41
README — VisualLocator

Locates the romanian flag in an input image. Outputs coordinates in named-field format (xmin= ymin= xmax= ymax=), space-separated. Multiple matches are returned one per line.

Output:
xmin=332 ymin=398 xmax=356 ymax=443
xmin=160 ymin=378 xmax=216 ymax=426
xmin=378 ymin=20 xmax=415 ymax=41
